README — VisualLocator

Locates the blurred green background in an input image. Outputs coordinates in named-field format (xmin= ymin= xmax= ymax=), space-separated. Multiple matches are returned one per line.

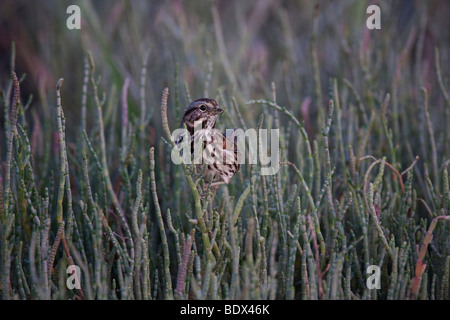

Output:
xmin=0 ymin=0 xmax=447 ymax=131
xmin=1 ymin=1 xmax=449 ymax=181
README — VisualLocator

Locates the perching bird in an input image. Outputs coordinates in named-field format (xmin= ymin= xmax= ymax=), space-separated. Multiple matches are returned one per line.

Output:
xmin=176 ymin=98 xmax=240 ymax=187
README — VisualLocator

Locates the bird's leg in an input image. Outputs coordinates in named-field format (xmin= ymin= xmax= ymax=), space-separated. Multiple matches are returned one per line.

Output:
xmin=210 ymin=185 xmax=219 ymax=202
xmin=207 ymin=182 xmax=226 ymax=205
xmin=202 ymin=184 xmax=220 ymax=215
xmin=201 ymin=182 xmax=209 ymax=198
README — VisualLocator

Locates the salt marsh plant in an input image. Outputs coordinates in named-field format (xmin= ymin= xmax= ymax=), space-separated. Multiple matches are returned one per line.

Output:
xmin=0 ymin=1 xmax=449 ymax=300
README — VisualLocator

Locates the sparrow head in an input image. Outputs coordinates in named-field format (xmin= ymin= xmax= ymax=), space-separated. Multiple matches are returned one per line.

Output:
xmin=181 ymin=98 xmax=224 ymax=133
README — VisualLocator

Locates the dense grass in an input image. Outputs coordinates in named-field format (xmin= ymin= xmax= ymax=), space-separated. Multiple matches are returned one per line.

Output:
xmin=0 ymin=1 xmax=449 ymax=300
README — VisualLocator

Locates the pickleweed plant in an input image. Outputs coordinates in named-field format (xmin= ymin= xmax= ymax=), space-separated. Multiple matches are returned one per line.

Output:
xmin=0 ymin=1 xmax=449 ymax=301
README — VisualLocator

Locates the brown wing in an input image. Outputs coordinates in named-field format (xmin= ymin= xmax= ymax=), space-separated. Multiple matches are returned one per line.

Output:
xmin=224 ymin=129 xmax=242 ymax=164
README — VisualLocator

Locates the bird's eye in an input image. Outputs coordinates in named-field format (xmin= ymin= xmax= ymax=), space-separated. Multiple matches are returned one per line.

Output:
xmin=199 ymin=105 xmax=207 ymax=111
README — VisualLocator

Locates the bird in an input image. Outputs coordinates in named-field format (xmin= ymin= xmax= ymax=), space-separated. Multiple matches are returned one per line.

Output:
xmin=176 ymin=98 xmax=241 ymax=189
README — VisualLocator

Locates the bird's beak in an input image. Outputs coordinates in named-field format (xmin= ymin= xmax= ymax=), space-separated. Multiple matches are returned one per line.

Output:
xmin=215 ymin=107 xmax=224 ymax=114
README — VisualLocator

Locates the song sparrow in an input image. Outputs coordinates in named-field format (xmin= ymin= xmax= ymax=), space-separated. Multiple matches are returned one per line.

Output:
xmin=176 ymin=98 xmax=240 ymax=187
